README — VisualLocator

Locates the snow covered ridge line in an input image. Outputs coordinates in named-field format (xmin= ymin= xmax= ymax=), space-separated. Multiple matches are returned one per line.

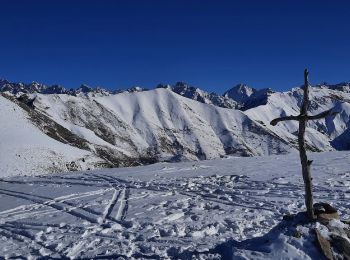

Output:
xmin=0 ymin=79 xmax=145 ymax=96
xmin=1 ymin=78 xmax=350 ymax=108
xmin=157 ymin=82 xmax=238 ymax=109
xmin=0 ymin=79 xmax=239 ymax=109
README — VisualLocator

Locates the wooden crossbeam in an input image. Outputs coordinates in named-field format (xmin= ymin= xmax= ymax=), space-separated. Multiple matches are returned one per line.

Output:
xmin=270 ymin=108 xmax=338 ymax=126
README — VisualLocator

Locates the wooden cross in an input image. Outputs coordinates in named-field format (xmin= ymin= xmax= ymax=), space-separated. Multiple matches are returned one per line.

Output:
xmin=270 ymin=69 xmax=338 ymax=220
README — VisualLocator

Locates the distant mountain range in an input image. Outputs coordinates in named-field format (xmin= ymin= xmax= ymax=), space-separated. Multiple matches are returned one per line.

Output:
xmin=1 ymin=78 xmax=349 ymax=175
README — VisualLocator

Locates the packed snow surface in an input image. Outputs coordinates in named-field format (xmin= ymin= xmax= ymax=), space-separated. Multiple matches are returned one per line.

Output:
xmin=0 ymin=151 xmax=349 ymax=259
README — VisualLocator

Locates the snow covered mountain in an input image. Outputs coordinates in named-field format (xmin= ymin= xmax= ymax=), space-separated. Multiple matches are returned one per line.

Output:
xmin=223 ymin=83 xmax=275 ymax=110
xmin=0 ymin=79 xmax=139 ymax=96
xmin=159 ymin=81 xmax=238 ymax=109
xmin=223 ymin=83 xmax=256 ymax=103
xmin=0 ymin=79 xmax=71 ymax=95
xmin=243 ymin=83 xmax=350 ymax=152
xmin=34 ymin=89 xmax=294 ymax=159
xmin=0 ymin=87 xmax=296 ymax=175
xmin=1 ymin=79 xmax=350 ymax=175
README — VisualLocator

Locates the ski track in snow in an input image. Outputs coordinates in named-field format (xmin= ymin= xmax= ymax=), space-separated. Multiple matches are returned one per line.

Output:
xmin=0 ymin=151 xmax=350 ymax=259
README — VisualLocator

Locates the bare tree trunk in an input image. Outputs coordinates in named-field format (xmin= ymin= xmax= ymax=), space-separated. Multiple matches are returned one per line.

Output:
xmin=270 ymin=69 xmax=338 ymax=221
xmin=299 ymin=69 xmax=315 ymax=220
xmin=298 ymin=118 xmax=315 ymax=219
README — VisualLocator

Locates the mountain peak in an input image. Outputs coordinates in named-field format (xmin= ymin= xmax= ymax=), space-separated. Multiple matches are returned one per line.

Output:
xmin=42 ymin=84 xmax=68 ymax=94
xmin=314 ymin=82 xmax=350 ymax=93
xmin=170 ymin=82 xmax=237 ymax=109
xmin=223 ymin=84 xmax=256 ymax=103
xmin=126 ymin=86 xmax=148 ymax=93
xmin=175 ymin=81 xmax=189 ymax=87
xmin=156 ymin=83 xmax=172 ymax=89
xmin=76 ymin=84 xmax=93 ymax=93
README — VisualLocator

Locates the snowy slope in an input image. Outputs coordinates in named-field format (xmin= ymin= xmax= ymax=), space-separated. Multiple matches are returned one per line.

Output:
xmin=32 ymin=88 xmax=295 ymax=162
xmin=0 ymin=95 xmax=104 ymax=177
xmin=0 ymin=151 xmax=349 ymax=259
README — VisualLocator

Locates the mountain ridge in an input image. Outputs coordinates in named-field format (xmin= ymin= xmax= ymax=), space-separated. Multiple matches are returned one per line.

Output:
xmin=1 ymin=78 xmax=350 ymax=175
xmin=2 ymin=78 xmax=350 ymax=108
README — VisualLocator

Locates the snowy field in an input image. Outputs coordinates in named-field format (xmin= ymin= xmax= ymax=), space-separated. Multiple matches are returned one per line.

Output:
xmin=0 ymin=151 xmax=350 ymax=259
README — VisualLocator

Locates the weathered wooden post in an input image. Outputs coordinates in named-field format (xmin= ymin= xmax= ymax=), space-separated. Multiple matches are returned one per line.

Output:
xmin=270 ymin=69 xmax=338 ymax=220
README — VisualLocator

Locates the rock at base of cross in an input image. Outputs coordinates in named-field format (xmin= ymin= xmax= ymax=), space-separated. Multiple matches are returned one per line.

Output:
xmin=315 ymin=229 xmax=334 ymax=260
xmin=314 ymin=202 xmax=339 ymax=224
xmin=313 ymin=202 xmax=350 ymax=260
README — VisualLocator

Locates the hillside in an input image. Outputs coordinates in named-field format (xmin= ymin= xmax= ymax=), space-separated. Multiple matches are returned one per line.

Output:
xmin=33 ymin=88 xmax=294 ymax=160
xmin=0 ymin=95 xmax=104 ymax=176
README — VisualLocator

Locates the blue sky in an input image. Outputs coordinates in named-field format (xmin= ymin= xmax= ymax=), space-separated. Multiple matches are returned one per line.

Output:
xmin=0 ymin=0 xmax=349 ymax=93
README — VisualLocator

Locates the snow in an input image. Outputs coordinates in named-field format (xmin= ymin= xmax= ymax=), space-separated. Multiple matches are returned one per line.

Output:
xmin=328 ymin=219 xmax=349 ymax=230
xmin=0 ymin=150 xmax=349 ymax=259
xmin=0 ymin=96 xmax=103 ymax=177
